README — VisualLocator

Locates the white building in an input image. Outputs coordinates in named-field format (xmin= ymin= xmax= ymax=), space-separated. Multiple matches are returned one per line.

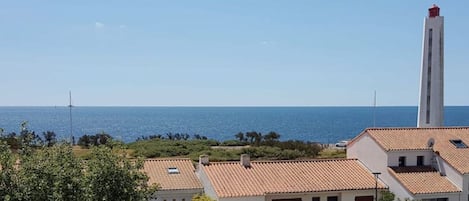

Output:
xmin=144 ymin=158 xmax=204 ymax=201
xmin=418 ymin=4 xmax=444 ymax=128
xmin=197 ymin=154 xmax=386 ymax=201
xmin=347 ymin=127 xmax=469 ymax=201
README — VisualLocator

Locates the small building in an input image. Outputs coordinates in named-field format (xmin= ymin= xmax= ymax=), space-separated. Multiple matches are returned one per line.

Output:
xmin=197 ymin=155 xmax=386 ymax=201
xmin=144 ymin=158 xmax=204 ymax=201
xmin=347 ymin=127 xmax=468 ymax=201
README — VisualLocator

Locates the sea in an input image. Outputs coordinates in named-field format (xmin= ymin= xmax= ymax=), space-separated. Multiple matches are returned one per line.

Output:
xmin=0 ymin=106 xmax=468 ymax=144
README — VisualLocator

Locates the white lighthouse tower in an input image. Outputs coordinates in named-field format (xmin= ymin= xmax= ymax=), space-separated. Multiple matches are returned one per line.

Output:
xmin=417 ymin=5 xmax=444 ymax=128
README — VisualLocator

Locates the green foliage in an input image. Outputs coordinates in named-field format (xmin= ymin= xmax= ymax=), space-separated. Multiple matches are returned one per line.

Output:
xmin=128 ymin=139 xmax=218 ymax=158
xmin=14 ymin=144 xmax=85 ymax=200
xmin=380 ymin=191 xmax=396 ymax=201
xmin=0 ymin=141 xmax=157 ymax=200
xmin=220 ymin=139 xmax=248 ymax=146
xmin=0 ymin=122 xmax=43 ymax=151
xmin=77 ymin=132 xmax=113 ymax=148
xmin=42 ymin=131 xmax=57 ymax=147
xmin=131 ymin=131 xmax=324 ymax=161
xmin=83 ymin=144 xmax=157 ymax=200
xmin=318 ymin=148 xmax=346 ymax=159
xmin=192 ymin=193 xmax=215 ymax=201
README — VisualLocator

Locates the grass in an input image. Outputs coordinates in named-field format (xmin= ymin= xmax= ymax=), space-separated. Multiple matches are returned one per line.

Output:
xmin=72 ymin=146 xmax=135 ymax=159
xmin=317 ymin=148 xmax=346 ymax=159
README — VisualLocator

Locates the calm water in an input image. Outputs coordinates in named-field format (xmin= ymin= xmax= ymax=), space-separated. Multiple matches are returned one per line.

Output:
xmin=0 ymin=106 xmax=468 ymax=143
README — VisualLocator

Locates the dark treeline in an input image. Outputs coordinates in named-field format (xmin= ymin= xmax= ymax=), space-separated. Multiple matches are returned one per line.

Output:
xmin=136 ymin=133 xmax=209 ymax=141
xmin=0 ymin=122 xmax=58 ymax=149
xmin=78 ymin=132 xmax=113 ymax=148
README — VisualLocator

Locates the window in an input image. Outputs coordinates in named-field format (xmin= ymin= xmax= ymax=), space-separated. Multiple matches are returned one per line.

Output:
xmin=327 ymin=196 xmax=338 ymax=201
xmin=450 ymin=139 xmax=468 ymax=148
xmin=417 ymin=156 xmax=424 ymax=166
xmin=398 ymin=156 xmax=406 ymax=167
xmin=313 ymin=197 xmax=320 ymax=201
xmin=167 ymin=167 xmax=180 ymax=174
xmin=426 ymin=28 xmax=433 ymax=124
xmin=355 ymin=196 xmax=373 ymax=201
xmin=422 ymin=198 xmax=448 ymax=201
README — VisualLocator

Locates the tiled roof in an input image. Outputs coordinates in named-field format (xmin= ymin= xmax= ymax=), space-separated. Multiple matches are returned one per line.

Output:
xmin=357 ymin=127 xmax=469 ymax=174
xmin=201 ymin=159 xmax=386 ymax=198
xmin=388 ymin=167 xmax=461 ymax=194
xmin=143 ymin=158 xmax=203 ymax=191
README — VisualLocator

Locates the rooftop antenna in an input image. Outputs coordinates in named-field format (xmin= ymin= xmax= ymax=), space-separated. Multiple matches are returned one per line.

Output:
xmin=68 ymin=91 xmax=73 ymax=145
xmin=373 ymin=90 xmax=377 ymax=127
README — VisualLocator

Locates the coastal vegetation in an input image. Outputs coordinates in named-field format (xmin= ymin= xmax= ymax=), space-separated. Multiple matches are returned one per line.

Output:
xmin=0 ymin=123 xmax=157 ymax=200
xmin=1 ymin=122 xmax=337 ymax=162
xmin=128 ymin=131 xmax=324 ymax=161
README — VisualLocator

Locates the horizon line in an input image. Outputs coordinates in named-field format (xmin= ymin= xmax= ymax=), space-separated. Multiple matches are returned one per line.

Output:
xmin=0 ymin=105 xmax=468 ymax=107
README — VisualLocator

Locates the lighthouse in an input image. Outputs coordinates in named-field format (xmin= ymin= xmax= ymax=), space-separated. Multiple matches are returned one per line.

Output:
xmin=417 ymin=5 xmax=444 ymax=128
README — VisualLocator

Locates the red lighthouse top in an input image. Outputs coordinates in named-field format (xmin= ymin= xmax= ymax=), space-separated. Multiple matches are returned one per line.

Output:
xmin=429 ymin=4 xmax=440 ymax=17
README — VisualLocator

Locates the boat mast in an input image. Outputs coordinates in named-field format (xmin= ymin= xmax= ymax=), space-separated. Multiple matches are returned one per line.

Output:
xmin=69 ymin=91 xmax=73 ymax=144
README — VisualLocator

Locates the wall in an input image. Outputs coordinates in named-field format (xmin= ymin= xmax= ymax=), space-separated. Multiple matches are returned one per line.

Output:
xmin=264 ymin=189 xmax=377 ymax=201
xmin=348 ymin=133 xmax=418 ymax=200
xmin=414 ymin=192 xmax=461 ymax=201
xmin=220 ymin=196 xmax=264 ymax=201
xmin=387 ymin=150 xmax=433 ymax=167
xmin=347 ymin=133 xmax=388 ymax=174
xmin=463 ymin=175 xmax=469 ymax=201
xmin=150 ymin=189 xmax=203 ymax=201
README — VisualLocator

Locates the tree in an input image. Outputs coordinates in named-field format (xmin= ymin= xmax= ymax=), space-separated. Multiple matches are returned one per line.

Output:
xmin=263 ymin=131 xmax=281 ymax=145
xmin=78 ymin=134 xmax=92 ymax=148
xmin=83 ymin=143 xmax=157 ymax=200
xmin=235 ymin=132 xmax=245 ymax=142
xmin=192 ymin=194 xmax=215 ymax=201
xmin=78 ymin=132 xmax=113 ymax=148
xmin=379 ymin=190 xmax=395 ymax=201
xmin=42 ymin=131 xmax=57 ymax=147
xmin=245 ymin=131 xmax=258 ymax=144
xmin=0 ymin=141 xmax=157 ymax=200
xmin=14 ymin=144 xmax=85 ymax=200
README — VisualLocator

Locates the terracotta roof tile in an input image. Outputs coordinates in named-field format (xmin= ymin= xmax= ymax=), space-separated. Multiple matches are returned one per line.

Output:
xmin=361 ymin=127 xmax=469 ymax=174
xmin=143 ymin=158 xmax=203 ymax=190
xmin=201 ymin=159 xmax=386 ymax=198
xmin=388 ymin=167 xmax=461 ymax=194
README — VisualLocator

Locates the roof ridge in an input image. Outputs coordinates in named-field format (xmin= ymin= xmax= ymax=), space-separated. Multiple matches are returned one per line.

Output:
xmin=207 ymin=158 xmax=356 ymax=165
xmin=366 ymin=127 xmax=469 ymax=131
xmin=252 ymin=158 xmax=355 ymax=163
xmin=145 ymin=158 xmax=191 ymax=161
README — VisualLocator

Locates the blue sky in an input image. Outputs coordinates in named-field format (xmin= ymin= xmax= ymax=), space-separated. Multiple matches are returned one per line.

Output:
xmin=0 ymin=1 xmax=468 ymax=106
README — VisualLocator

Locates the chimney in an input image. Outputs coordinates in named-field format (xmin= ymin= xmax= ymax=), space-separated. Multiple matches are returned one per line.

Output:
xmin=240 ymin=154 xmax=251 ymax=167
xmin=199 ymin=155 xmax=209 ymax=165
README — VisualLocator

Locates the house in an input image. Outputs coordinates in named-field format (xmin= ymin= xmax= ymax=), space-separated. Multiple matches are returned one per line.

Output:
xmin=144 ymin=158 xmax=204 ymax=201
xmin=197 ymin=154 xmax=386 ymax=201
xmin=347 ymin=127 xmax=469 ymax=201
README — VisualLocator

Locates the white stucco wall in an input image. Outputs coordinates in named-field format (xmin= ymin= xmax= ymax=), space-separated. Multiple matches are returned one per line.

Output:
xmin=387 ymin=150 xmax=433 ymax=167
xmin=264 ymin=189 xmax=377 ymax=201
xmin=414 ymin=192 xmax=460 ymax=201
xmin=220 ymin=196 xmax=264 ymax=201
xmin=347 ymin=134 xmax=388 ymax=174
xmin=463 ymin=175 xmax=469 ymax=201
